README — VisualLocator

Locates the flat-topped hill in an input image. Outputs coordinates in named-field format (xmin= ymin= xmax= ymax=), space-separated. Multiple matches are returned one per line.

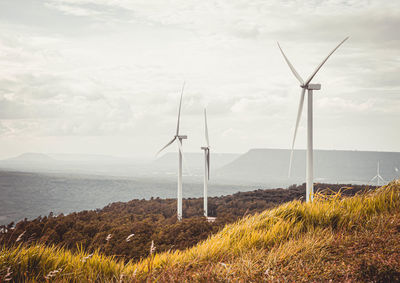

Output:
xmin=217 ymin=148 xmax=400 ymax=184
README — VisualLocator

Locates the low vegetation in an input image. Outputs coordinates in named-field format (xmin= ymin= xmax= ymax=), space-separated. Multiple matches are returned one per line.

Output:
xmin=0 ymin=183 xmax=369 ymax=261
xmin=1 ymin=181 xmax=398 ymax=282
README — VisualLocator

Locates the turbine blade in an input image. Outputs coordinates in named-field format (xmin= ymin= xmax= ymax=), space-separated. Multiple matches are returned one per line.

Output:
xmin=277 ymin=42 xmax=304 ymax=85
xmin=304 ymin=37 xmax=349 ymax=86
xmin=204 ymin=108 xmax=210 ymax=147
xmin=177 ymin=139 xmax=191 ymax=175
xmin=176 ymin=81 xmax=186 ymax=136
xmin=378 ymin=175 xmax=385 ymax=182
xmin=207 ymin=150 xmax=210 ymax=180
xmin=288 ymin=88 xmax=306 ymax=177
xmin=288 ymin=150 xmax=295 ymax=178
xmin=156 ymin=137 xmax=176 ymax=157
xmin=370 ymin=175 xmax=378 ymax=183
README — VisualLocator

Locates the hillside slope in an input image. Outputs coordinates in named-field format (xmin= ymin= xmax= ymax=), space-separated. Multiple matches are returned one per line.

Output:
xmin=1 ymin=181 xmax=399 ymax=282
xmin=0 ymin=183 xmax=371 ymax=261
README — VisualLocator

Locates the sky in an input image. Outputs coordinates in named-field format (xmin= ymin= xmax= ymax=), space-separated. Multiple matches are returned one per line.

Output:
xmin=0 ymin=0 xmax=399 ymax=159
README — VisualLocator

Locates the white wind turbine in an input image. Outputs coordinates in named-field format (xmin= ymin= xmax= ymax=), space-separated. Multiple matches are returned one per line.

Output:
xmin=156 ymin=82 xmax=188 ymax=221
xmin=201 ymin=109 xmax=210 ymax=217
xmin=278 ymin=37 xmax=349 ymax=202
xmin=370 ymin=161 xmax=385 ymax=186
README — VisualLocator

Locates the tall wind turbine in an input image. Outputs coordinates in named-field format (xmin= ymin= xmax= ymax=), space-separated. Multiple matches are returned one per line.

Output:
xmin=156 ymin=82 xmax=187 ymax=221
xmin=201 ymin=109 xmax=210 ymax=217
xmin=278 ymin=37 xmax=349 ymax=202
xmin=370 ymin=162 xmax=385 ymax=186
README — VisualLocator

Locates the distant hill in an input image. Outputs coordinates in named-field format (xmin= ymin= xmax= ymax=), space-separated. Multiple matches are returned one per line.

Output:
xmin=5 ymin=152 xmax=56 ymax=163
xmin=153 ymin=152 xmax=240 ymax=174
xmin=0 ymin=152 xmax=240 ymax=179
xmin=0 ymin=153 xmax=130 ymax=175
xmin=47 ymin=153 xmax=127 ymax=162
xmin=216 ymin=148 xmax=400 ymax=185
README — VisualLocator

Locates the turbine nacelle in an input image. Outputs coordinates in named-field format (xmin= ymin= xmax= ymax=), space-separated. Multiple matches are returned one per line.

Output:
xmin=177 ymin=135 xmax=188 ymax=140
xmin=302 ymin=84 xmax=321 ymax=90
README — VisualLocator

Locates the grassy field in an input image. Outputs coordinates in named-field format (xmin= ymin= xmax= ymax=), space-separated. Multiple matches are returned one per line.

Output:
xmin=1 ymin=180 xmax=400 ymax=282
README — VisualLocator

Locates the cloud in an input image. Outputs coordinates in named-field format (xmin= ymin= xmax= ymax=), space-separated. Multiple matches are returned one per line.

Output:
xmin=0 ymin=0 xmax=398 ymax=157
xmin=44 ymin=2 xmax=103 ymax=17
xmin=317 ymin=97 xmax=375 ymax=113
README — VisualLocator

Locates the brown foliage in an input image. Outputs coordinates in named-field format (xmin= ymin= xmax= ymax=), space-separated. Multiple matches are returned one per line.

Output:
xmin=0 ymin=183 xmax=374 ymax=262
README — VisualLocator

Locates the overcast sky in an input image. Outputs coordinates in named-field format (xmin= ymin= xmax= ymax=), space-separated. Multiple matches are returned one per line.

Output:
xmin=0 ymin=0 xmax=399 ymax=159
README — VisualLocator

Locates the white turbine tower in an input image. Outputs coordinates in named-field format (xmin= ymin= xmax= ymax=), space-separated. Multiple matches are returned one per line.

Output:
xmin=370 ymin=162 xmax=385 ymax=186
xmin=278 ymin=37 xmax=349 ymax=202
xmin=201 ymin=109 xmax=210 ymax=218
xmin=156 ymin=82 xmax=187 ymax=221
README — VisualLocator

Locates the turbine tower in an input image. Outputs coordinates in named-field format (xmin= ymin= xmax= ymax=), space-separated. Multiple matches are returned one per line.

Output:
xmin=156 ymin=82 xmax=187 ymax=221
xmin=278 ymin=37 xmax=349 ymax=202
xmin=370 ymin=162 xmax=385 ymax=186
xmin=201 ymin=109 xmax=210 ymax=217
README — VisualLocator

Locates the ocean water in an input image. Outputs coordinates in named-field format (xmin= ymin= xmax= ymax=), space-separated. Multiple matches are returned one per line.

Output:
xmin=0 ymin=170 xmax=260 ymax=225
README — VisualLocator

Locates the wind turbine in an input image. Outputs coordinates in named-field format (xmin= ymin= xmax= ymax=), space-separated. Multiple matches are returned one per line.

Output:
xmin=156 ymin=82 xmax=187 ymax=221
xmin=278 ymin=37 xmax=349 ymax=202
xmin=201 ymin=109 xmax=210 ymax=217
xmin=370 ymin=161 xmax=385 ymax=186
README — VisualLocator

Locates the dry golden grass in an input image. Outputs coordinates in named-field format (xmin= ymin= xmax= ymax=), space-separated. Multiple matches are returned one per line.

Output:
xmin=1 ymin=180 xmax=400 ymax=282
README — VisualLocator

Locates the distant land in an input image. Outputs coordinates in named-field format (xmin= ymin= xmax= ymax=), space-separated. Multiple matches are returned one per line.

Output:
xmin=1 ymin=149 xmax=399 ymax=185
xmin=1 ymin=149 xmax=399 ymax=224
xmin=0 ymin=152 xmax=147 ymax=177
xmin=216 ymin=149 xmax=400 ymax=185
xmin=153 ymin=152 xmax=240 ymax=175
xmin=0 ymin=152 xmax=240 ymax=178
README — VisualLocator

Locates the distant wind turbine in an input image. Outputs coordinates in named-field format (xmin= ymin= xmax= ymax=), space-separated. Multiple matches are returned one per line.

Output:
xmin=201 ymin=109 xmax=210 ymax=217
xmin=156 ymin=82 xmax=188 ymax=221
xmin=278 ymin=37 xmax=349 ymax=202
xmin=370 ymin=162 xmax=385 ymax=186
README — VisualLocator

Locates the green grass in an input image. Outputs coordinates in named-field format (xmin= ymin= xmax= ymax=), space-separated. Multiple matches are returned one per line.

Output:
xmin=1 ymin=180 xmax=400 ymax=282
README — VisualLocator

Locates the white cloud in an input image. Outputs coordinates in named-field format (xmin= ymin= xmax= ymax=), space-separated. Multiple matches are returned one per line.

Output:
xmin=45 ymin=2 xmax=103 ymax=17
